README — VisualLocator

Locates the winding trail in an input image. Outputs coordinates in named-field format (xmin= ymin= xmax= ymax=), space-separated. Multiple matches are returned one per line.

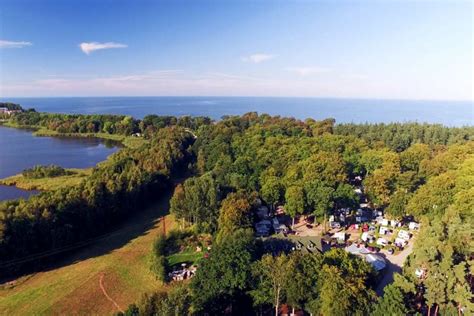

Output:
xmin=99 ymin=273 xmax=124 ymax=314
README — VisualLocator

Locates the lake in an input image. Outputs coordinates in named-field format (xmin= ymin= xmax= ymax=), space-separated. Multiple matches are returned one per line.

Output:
xmin=0 ymin=126 xmax=118 ymax=201
xmin=6 ymin=96 xmax=474 ymax=126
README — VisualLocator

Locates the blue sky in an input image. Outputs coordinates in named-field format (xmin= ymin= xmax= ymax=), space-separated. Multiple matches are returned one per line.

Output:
xmin=0 ymin=0 xmax=472 ymax=100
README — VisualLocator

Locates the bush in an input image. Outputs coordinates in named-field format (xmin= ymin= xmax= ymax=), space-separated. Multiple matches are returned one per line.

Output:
xmin=22 ymin=165 xmax=69 ymax=179
xmin=150 ymin=254 xmax=168 ymax=282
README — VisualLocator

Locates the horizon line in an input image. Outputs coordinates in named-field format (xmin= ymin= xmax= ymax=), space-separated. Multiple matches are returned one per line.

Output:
xmin=1 ymin=95 xmax=473 ymax=103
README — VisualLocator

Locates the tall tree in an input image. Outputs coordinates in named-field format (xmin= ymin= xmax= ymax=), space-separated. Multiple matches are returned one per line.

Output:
xmin=285 ymin=186 xmax=305 ymax=228
xmin=371 ymin=284 xmax=408 ymax=316
xmin=250 ymin=253 xmax=293 ymax=316
xmin=191 ymin=229 xmax=256 ymax=314
xmin=215 ymin=192 xmax=254 ymax=244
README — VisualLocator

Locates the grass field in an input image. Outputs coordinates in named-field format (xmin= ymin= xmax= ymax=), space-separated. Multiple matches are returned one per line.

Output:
xmin=0 ymin=190 xmax=176 ymax=315
xmin=0 ymin=168 xmax=92 ymax=191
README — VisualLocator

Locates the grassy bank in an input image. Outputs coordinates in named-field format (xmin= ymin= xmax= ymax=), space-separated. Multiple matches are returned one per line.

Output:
xmin=0 ymin=168 xmax=92 ymax=191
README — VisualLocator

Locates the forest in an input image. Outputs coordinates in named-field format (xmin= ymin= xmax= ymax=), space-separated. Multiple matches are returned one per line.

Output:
xmin=0 ymin=110 xmax=472 ymax=315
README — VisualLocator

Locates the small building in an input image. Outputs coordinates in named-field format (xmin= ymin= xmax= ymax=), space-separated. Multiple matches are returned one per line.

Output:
xmin=394 ymin=237 xmax=408 ymax=248
xmin=409 ymin=222 xmax=420 ymax=230
xmin=365 ymin=254 xmax=387 ymax=271
xmin=256 ymin=206 xmax=269 ymax=219
xmin=361 ymin=232 xmax=371 ymax=242
xmin=345 ymin=245 xmax=386 ymax=272
xmin=255 ymin=219 xmax=272 ymax=236
xmin=398 ymin=229 xmax=411 ymax=241
xmin=379 ymin=226 xmax=389 ymax=235
xmin=273 ymin=224 xmax=288 ymax=234
xmin=345 ymin=243 xmax=371 ymax=256
xmin=390 ymin=220 xmax=400 ymax=228
xmin=334 ymin=231 xmax=346 ymax=241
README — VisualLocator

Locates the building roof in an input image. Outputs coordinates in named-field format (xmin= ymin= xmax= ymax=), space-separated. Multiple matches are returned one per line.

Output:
xmin=365 ymin=254 xmax=386 ymax=271
xmin=345 ymin=243 xmax=371 ymax=256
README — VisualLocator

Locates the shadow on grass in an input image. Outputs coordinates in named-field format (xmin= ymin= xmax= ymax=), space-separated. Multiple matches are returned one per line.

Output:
xmin=0 ymin=183 xmax=176 ymax=285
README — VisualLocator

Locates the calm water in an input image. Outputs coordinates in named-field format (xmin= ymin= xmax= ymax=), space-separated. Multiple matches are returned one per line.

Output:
xmin=6 ymin=96 xmax=473 ymax=126
xmin=0 ymin=126 xmax=118 ymax=201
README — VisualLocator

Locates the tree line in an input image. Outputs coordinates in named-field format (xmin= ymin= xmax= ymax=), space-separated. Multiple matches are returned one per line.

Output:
xmin=8 ymin=110 xmax=211 ymax=137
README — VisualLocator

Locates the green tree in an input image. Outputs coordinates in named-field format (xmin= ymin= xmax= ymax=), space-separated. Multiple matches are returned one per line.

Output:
xmin=285 ymin=186 xmax=305 ymax=228
xmin=191 ymin=229 xmax=256 ymax=314
xmin=215 ymin=192 xmax=254 ymax=244
xmin=261 ymin=175 xmax=284 ymax=210
xmin=304 ymin=180 xmax=334 ymax=222
xmin=371 ymin=284 xmax=408 ymax=316
xmin=250 ymin=253 xmax=293 ymax=316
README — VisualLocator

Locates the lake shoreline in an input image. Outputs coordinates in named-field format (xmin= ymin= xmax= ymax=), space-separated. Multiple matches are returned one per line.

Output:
xmin=0 ymin=168 xmax=92 ymax=192
xmin=0 ymin=121 xmax=144 ymax=148
xmin=0 ymin=125 xmax=121 ymax=201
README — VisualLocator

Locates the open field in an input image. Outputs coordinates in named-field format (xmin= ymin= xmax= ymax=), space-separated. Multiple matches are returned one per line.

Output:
xmin=0 ymin=168 xmax=92 ymax=191
xmin=0 ymin=189 xmax=176 ymax=315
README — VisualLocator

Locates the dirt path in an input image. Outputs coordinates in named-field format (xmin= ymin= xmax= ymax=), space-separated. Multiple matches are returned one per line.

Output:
xmin=376 ymin=239 xmax=415 ymax=296
xmin=99 ymin=273 xmax=124 ymax=313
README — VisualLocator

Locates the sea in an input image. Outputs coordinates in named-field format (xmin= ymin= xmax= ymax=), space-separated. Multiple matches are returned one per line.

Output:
xmin=6 ymin=96 xmax=473 ymax=126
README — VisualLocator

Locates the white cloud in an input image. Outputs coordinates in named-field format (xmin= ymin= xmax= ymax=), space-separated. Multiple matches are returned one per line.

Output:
xmin=0 ymin=40 xmax=32 ymax=48
xmin=286 ymin=67 xmax=331 ymax=76
xmin=79 ymin=42 xmax=127 ymax=55
xmin=241 ymin=53 xmax=275 ymax=63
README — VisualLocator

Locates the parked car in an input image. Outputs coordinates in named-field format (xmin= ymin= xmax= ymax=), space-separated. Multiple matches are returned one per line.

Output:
xmin=388 ymin=248 xmax=394 ymax=255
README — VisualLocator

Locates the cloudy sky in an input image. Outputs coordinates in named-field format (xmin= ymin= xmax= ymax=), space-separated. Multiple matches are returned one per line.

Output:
xmin=0 ymin=0 xmax=472 ymax=100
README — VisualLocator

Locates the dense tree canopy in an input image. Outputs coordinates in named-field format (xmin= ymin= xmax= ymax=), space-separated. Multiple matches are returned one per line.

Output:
xmin=2 ymin=109 xmax=472 ymax=315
